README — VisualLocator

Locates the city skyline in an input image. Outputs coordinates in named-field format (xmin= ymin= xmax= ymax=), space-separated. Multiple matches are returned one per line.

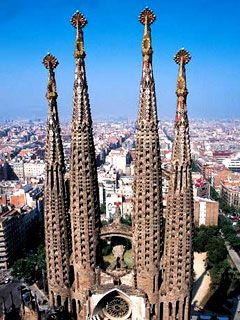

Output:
xmin=1 ymin=0 xmax=240 ymax=120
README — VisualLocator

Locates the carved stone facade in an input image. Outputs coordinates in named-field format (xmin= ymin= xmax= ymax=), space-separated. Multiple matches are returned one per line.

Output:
xmin=44 ymin=8 xmax=194 ymax=320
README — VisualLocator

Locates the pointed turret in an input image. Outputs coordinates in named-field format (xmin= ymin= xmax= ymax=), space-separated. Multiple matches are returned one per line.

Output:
xmin=138 ymin=7 xmax=157 ymax=123
xmin=160 ymin=49 xmax=193 ymax=320
xmin=69 ymin=11 xmax=100 ymax=308
xmin=43 ymin=54 xmax=71 ymax=308
xmin=133 ymin=7 xmax=164 ymax=308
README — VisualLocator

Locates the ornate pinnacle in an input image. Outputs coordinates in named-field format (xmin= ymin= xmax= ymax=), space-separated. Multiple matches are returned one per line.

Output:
xmin=42 ymin=53 xmax=58 ymax=99
xmin=71 ymin=11 xmax=88 ymax=29
xmin=139 ymin=8 xmax=156 ymax=60
xmin=139 ymin=7 xmax=156 ymax=25
xmin=174 ymin=48 xmax=191 ymax=65
xmin=174 ymin=48 xmax=191 ymax=98
xmin=71 ymin=11 xmax=87 ymax=59
xmin=42 ymin=53 xmax=59 ymax=70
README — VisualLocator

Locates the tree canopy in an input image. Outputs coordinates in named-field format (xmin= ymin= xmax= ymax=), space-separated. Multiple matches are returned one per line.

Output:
xmin=11 ymin=245 xmax=46 ymax=283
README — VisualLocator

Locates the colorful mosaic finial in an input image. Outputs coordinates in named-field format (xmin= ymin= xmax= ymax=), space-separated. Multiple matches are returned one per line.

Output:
xmin=139 ymin=7 xmax=156 ymax=25
xmin=43 ymin=53 xmax=59 ymax=100
xmin=42 ymin=53 xmax=59 ymax=70
xmin=175 ymin=48 xmax=191 ymax=98
xmin=139 ymin=8 xmax=156 ymax=60
xmin=71 ymin=11 xmax=87 ymax=59
xmin=71 ymin=11 xmax=88 ymax=29
xmin=174 ymin=48 xmax=191 ymax=65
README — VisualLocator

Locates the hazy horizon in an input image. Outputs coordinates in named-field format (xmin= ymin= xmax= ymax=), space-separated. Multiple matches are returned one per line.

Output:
xmin=1 ymin=0 xmax=240 ymax=120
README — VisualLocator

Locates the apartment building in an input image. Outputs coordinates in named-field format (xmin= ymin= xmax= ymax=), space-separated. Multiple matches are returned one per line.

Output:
xmin=194 ymin=197 xmax=219 ymax=226
xmin=0 ymin=207 xmax=40 ymax=270
xmin=221 ymin=182 xmax=240 ymax=209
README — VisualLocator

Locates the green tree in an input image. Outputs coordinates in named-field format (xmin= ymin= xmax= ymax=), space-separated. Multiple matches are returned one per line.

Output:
xmin=210 ymin=186 xmax=220 ymax=201
xmin=219 ymin=199 xmax=234 ymax=214
xmin=191 ymin=160 xmax=201 ymax=173
xmin=100 ymin=203 xmax=106 ymax=214
xmin=193 ymin=217 xmax=240 ymax=298
xmin=36 ymin=244 xmax=46 ymax=270
xmin=236 ymin=220 xmax=240 ymax=232
xmin=206 ymin=238 xmax=227 ymax=267
xmin=227 ymin=234 xmax=240 ymax=250
xmin=11 ymin=244 xmax=46 ymax=283
xmin=11 ymin=257 xmax=36 ymax=282
xmin=121 ymin=214 xmax=132 ymax=226
xmin=221 ymin=224 xmax=233 ymax=238
xmin=227 ymin=267 xmax=240 ymax=295
xmin=193 ymin=225 xmax=219 ymax=252
xmin=219 ymin=215 xmax=240 ymax=249
xmin=209 ymin=259 xmax=229 ymax=292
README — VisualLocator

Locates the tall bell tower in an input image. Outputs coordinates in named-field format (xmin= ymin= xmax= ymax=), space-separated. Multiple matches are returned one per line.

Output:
xmin=160 ymin=49 xmax=194 ymax=320
xmin=133 ymin=7 xmax=164 ymax=311
xmin=69 ymin=11 xmax=101 ymax=318
xmin=43 ymin=53 xmax=71 ymax=310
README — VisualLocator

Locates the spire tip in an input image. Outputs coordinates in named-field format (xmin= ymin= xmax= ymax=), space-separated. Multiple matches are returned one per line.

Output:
xmin=174 ymin=49 xmax=191 ymax=65
xmin=42 ymin=53 xmax=59 ymax=70
xmin=139 ymin=7 xmax=156 ymax=25
xmin=71 ymin=11 xmax=88 ymax=29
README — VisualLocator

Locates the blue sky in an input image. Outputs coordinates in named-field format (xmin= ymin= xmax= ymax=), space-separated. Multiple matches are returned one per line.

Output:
xmin=1 ymin=0 xmax=240 ymax=120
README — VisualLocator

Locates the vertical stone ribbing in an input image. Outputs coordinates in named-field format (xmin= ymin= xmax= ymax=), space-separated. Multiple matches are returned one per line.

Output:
xmin=133 ymin=8 xmax=163 ymax=306
xmin=43 ymin=54 xmax=71 ymax=307
xmin=69 ymin=11 xmax=100 ymax=301
xmin=160 ymin=49 xmax=193 ymax=320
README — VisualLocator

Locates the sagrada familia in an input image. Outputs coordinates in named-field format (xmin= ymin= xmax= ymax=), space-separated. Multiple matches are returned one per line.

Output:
xmin=43 ymin=7 xmax=194 ymax=320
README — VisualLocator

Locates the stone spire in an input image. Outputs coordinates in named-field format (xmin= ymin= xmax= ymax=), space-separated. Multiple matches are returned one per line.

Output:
xmin=160 ymin=49 xmax=193 ymax=320
xmin=69 ymin=11 xmax=100 ymax=305
xmin=43 ymin=54 xmax=71 ymax=307
xmin=133 ymin=7 xmax=163 ymax=309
